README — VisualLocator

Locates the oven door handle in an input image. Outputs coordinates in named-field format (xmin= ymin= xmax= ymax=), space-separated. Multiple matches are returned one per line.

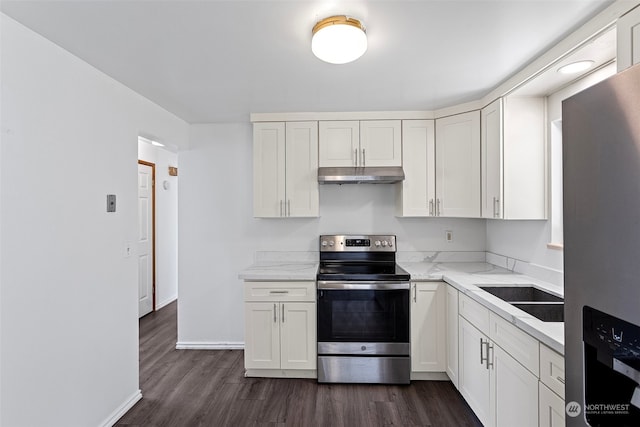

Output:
xmin=317 ymin=281 xmax=411 ymax=290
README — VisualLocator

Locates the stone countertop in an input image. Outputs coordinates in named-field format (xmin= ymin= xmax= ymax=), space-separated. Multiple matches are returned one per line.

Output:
xmin=238 ymin=262 xmax=318 ymax=281
xmin=238 ymin=259 xmax=565 ymax=355
xmin=400 ymin=261 xmax=564 ymax=355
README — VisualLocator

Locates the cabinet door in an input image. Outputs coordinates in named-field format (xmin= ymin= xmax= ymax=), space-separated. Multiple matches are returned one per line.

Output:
xmin=359 ymin=120 xmax=402 ymax=167
xmin=410 ymin=282 xmax=446 ymax=372
xmin=481 ymin=99 xmax=503 ymax=219
xmin=253 ymin=123 xmax=286 ymax=217
xmin=446 ymin=285 xmax=459 ymax=388
xmin=458 ymin=317 xmax=491 ymax=426
xmin=491 ymin=345 xmax=538 ymax=427
xmin=244 ymin=302 xmax=280 ymax=369
xmin=285 ymin=122 xmax=319 ymax=217
xmin=396 ymin=120 xmax=435 ymax=217
xmin=435 ymin=111 xmax=481 ymax=217
xmin=280 ymin=302 xmax=317 ymax=370
xmin=617 ymin=5 xmax=640 ymax=71
xmin=539 ymin=382 xmax=566 ymax=427
xmin=318 ymin=121 xmax=360 ymax=167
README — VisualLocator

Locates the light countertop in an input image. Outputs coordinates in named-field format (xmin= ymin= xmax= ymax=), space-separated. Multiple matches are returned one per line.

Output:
xmin=239 ymin=259 xmax=565 ymax=355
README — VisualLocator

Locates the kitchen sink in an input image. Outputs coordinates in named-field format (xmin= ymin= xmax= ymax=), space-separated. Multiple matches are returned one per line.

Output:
xmin=478 ymin=286 xmax=564 ymax=322
xmin=478 ymin=286 xmax=563 ymax=303
xmin=512 ymin=303 xmax=564 ymax=322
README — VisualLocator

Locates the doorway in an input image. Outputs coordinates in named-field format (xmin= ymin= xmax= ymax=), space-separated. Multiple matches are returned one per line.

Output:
xmin=138 ymin=160 xmax=155 ymax=318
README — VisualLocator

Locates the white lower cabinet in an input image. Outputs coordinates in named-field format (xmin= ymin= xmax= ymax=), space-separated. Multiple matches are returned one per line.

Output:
xmin=458 ymin=295 xmax=540 ymax=427
xmin=539 ymin=382 xmax=566 ymax=427
xmin=446 ymin=285 xmax=459 ymax=387
xmin=243 ymin=281 xmax=316 ymax=377
xmin=459 ymin=317 xmax=492 ymax=426
xmin=410 ymin=282 xmax=446 ymax=374
xmin=491 ymin=344 xmax=538 ymax=427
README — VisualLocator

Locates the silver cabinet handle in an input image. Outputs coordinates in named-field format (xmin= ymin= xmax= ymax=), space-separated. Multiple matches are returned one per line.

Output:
xmin=493 ymin=197 xmax=497 ymax=217
xmin=362 ymin=148 xmax=366 ymax=166
xmin=436 ymin=199 xmax=441 ymax=216
xmin=273 ymin=303 xmax=277 ymax=323
xmin=413 ymin=284 xmax=417 ymax=302
xmin=557 ymin=376 xmax=565 ymax=384
xmin=269 ymin=290 xmax=289 ymax=294
xmin=429 ymin=199 xmax=434 ymax=216
xmin=280 ymin=200 xmax=283 ymax=217
xmin=487 ymin=343 xmax=494 ymax=369
xmin=287 ymin=199 xmax=291 ymax=217
xmin=495 ymin=198 xmax=500 ymax=217
xmin=282 ymin=304 xmax=285 ymax=323
xmin=480 ymin=338 xmax=486 ymax=365
xmin=355 ymin=148 xmax=358 ymax=166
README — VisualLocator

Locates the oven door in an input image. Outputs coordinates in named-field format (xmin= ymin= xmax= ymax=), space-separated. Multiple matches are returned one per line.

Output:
xmin=317 ymin=281 xmax=410 ymax=348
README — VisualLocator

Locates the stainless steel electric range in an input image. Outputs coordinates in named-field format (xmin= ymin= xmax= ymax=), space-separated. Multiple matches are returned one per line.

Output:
xmin=316 ymin=234 xmax=411 ymax=384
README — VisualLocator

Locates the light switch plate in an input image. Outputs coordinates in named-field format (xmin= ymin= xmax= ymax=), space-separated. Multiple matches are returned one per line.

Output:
xmin=107 ymin=194 xmax=116 ymax=212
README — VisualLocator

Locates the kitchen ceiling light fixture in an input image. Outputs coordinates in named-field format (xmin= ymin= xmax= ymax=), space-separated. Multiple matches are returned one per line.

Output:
xmin=312 ymin=15 xmax=367 ymax=64
xmin=557 ymin=60 xmax=594 ymax=74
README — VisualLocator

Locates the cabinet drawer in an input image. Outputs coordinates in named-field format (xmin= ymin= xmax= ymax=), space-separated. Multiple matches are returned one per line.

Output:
xmin=490 ymin=313 xmax=539 ymax=376
xmin=540 ymin=344 xmax=565 ymax=398
xmin=459 ymin=293 xmax=490 ymax=335
xmin=244 ymin=281 xmax=316 ymax=302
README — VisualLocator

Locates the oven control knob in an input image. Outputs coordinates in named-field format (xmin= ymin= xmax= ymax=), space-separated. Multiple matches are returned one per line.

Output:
xmin=329 ymin=241 xmax=334 ymax=247
xmin=388 ymin=240 xmax=393 ymax=247
xmin=321 ymin=240 xmax=328 ymax=247
xmin=382 ymin=240 xmax=388 ymax=247
xmin=374 ymin=240 xmax=381 ymax=247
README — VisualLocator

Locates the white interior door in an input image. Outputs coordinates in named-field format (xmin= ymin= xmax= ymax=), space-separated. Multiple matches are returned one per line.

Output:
xmin=138 ymin=162 xmax=154 ymax=317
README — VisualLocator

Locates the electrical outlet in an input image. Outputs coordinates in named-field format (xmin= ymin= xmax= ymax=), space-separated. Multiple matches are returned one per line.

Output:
xmin=445 ymin=230 xmax=453 ymax=243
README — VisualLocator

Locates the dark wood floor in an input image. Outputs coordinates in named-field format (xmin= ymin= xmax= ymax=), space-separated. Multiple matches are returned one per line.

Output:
xmin=116 ymin=301 xmax=482 ymax=426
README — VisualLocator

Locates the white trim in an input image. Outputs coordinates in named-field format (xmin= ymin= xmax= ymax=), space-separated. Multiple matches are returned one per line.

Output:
xmin=244 ymin=369 xmax=317 ymax=379
xmin=175 ymin=341 xmax=244 ymax=350
xmin=250 ymin=111 xmax=435 ymax=122
xmin=410 ymin=372 xmax=450 ymax=381
xmin=99 ymin=389 xmax=142 ymax=427
xmin=156 ymin=296 xmax=177 ymax=310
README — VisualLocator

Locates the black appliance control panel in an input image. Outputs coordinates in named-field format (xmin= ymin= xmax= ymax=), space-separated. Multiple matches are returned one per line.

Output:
xmin=584 ymin=306 xmax=640 ymax=359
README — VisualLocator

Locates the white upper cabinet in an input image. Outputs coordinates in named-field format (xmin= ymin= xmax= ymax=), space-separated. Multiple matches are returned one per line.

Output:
xmin=253 ymin=121 xmax=319 ymax=218
xmin=617 ymin=5 xmax=640 ymax=71
xmin=318 ymin=121 xmax=359 ymax=167
xmin=481 ymin=97 xmax=546 ymax=220
xmin=285 ymin=122 xmax=320 ymax=217
xmin=435 ymin=111 xmax=481 ymax=218
xmin=396 ymin=120 xmax=436 ymax=217
xmin=359 ymin=120 xmax=402 ymax=166
xmin=319 ymin=120 xmax=401 ymax=167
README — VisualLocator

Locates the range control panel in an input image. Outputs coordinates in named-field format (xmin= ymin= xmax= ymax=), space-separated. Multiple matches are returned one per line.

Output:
xmin=320 ymin=235 xmax=396 ymax=252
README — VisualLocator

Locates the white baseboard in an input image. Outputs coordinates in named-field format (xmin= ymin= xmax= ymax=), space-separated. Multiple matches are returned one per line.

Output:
xmin=175 ymin=341 xmax=244 ymax=350
xmin=99 ymin=389 xmax=142 ymax=427
xmin=156 ymin=296 xmax=177 ymax=310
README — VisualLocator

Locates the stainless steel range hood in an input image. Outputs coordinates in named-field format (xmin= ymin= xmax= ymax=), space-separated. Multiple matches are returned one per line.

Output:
xmin=317 ymin=166 xmax=405 ymax=184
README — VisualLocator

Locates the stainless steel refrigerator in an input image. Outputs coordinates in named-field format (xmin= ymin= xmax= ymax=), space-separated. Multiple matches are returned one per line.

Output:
xmin=563 ymin=62 xmax=640 ymax=426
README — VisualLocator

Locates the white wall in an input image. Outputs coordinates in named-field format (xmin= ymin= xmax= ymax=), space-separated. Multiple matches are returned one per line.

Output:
xmin=1 ymin=14 xmax=188 ymax=427
xmin=178 ymin=122 xmax=486 ymax=346
xmin=486 ymin=63 xmax=616 ymax=279
xmin=138 ymin=141 xmax=179 ymax=309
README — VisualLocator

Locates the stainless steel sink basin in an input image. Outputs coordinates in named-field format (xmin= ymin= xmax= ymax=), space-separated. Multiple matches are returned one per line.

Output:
xmin=512 ymin=303 xmax=564 ymax=322
xmin=478 ymin=286 xmax=563 ymax=303
xmin=478 ymin=286 xmax=564 ymax=322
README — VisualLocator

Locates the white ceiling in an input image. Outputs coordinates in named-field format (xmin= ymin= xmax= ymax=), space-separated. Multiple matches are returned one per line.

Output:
xmin=1 ymin=0 xmax=615 ymax=123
